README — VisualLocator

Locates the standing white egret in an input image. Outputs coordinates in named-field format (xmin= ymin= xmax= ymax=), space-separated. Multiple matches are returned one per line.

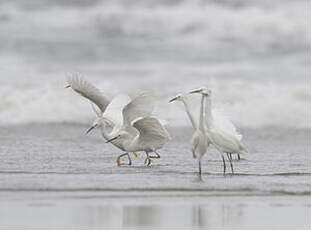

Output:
xmin=106 ymin=116 xmax=171 ymax=166
xmin=169 ymin=93 xmax=210 ymax=176
xmin=66 ymin=73 xmax=154 ymax=165
xmin=190 ymin=88 xmax=248 ymax=174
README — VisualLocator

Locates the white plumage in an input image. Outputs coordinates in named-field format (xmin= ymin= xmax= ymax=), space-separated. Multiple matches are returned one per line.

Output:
xmin=132 ymin=117 xmax=171 ymax=152
xmin=191 ymin=87 xmax=248 ymax=174
xmin=66 ymin=73 xmax=110 ymax=113
xmin=106 ymin=114 xmax=171 ymax=166
xmin=169 ymin=93 xmax=209 ymax=176
xmin=67 ymin=72 xmax=169 ymax=166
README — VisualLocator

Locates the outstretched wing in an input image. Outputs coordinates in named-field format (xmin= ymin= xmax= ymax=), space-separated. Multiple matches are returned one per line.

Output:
xmin=122 ymin=93 xmax=155 ymax=127
xmin=66 ymin=73 xmax=110 ymax=113
xmin=212 ymin=109 xmax=242 ymax=141
xmin=103 ymin=93 xmax=131 ymax=134
xmin=133 ymin=117 xmax=171 ymax=149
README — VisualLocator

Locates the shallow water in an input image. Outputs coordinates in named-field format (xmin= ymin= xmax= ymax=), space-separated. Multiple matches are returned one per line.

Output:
xmin=0 ymin=124 xmax=310 ymax=194
xmin=2 ymin=195 xmax=311 ymax=230
xmin=0 ymin=124 xmax=311 ymax=229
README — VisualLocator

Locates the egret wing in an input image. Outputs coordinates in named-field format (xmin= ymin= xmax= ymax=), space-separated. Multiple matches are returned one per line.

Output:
xmin=211 ymin=109 xmax=242 ymax=141
xmin=208 ymin=128 xmax=241 ymax=153
xmin=133 ymin=117 xmax=170 ymax=149
xmin=122 ymin=93 xmax=155 ymax=127
xmin=103 ymin=94 xmax=131 ymax=134
xmin=67 ymin=73 xmax=110 ymax=113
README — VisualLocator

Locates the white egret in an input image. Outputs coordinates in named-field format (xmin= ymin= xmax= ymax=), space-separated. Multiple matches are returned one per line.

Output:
xmin=106 ymin=116 xmax=171 ymax=166
xmin=66 ymin=73 xmax=154 ymax=165
xmin=190 ymin=88 xmax=248 ymax=174
xmin=88 ymin=92 xmax=161 ymax=165
xmin=169 ymin=94 xmax=210 ymax=176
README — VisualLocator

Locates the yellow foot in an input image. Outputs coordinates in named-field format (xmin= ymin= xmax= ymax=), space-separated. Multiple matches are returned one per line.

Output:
xmin=116 ymin=156 xmax=122 ymax=166
xmin=133 ymin=152 xmax=139 ymax=158
xmin=144 ymin=157 xmax=152 ymax=166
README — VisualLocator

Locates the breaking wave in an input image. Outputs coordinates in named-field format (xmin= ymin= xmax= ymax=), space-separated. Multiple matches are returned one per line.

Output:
xmin=0 ymin=0 xmax=310 ymax=128
xmin=0 ymin=75 xmax=310 ymax=129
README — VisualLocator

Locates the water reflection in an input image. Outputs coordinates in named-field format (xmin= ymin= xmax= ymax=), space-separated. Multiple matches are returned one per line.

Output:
xmin=2 ymin=199 xmax=310 ymax=230
xmin=74 ymin=203 xmax=243 ymax=230
xmin=124 ymin=206 xmax=159 ymax=226
xmin=192 ymin=206 xmax=208 ymax=227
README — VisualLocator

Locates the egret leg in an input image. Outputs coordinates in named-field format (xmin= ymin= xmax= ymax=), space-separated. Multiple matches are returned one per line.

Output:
xmin=226 ymin=153 xmax=234 ymax=174
xmin=144 ymin=152 xmax=152 ymax=166
xmin=117 ymin=153 xmax=131 ymax=166
xmin=237 ymin=154 xmax=241 ymax=161
xmin=198 ymin=160 xmax=202 ymax=176
xmin=126 ymin=153 xmax=132 ymax=166
xmin=222 ymin=155 xmax=226 ymax=175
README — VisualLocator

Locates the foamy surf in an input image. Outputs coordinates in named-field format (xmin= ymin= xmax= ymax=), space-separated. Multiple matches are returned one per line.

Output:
xmin=0 ymin=77 xmax=310 ymax=128
xmin=0 ymin=0 xmax=310 ymax=128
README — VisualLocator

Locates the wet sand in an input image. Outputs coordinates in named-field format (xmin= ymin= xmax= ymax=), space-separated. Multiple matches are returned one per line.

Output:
xmin=0 ymin=124 xmax=311 ymax=229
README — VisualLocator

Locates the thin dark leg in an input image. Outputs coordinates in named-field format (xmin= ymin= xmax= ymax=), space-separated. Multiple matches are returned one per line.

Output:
xmin=126 ymin=153 xmax=132 ymax=166
xmin=222 ymin=155 xmax=226 ymax=175
xmin=144 ymin=152 xmax=152 ymax=166
xmin=229 ymin=153 xmax=233 ymax=161
xmin=117 ymin=153 xmax=131 ymax=166
xmin=227 ymin=153 xmax=234 ymax=174
xmin=237 ymin=154 xmax=241 ymax=161
xmin=197 ymin=160 xmax=203 ymax=181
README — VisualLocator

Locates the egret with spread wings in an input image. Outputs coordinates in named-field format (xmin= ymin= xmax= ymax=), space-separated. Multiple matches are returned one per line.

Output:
xmin=66 ymin=73 xmax=155 ymax=166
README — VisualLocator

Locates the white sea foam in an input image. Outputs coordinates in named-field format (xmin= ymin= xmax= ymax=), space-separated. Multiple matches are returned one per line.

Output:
xmin=0 ymin=74 xmax=310 ymax=129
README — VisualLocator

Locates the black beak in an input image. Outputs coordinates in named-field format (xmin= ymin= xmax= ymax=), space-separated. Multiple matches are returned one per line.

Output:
xmin=169 ymin=98 xmax=177 ymax=103
xmin=65 ymin=85 xmax=71 ymax=89
xmin=85 ymin=125 xmax=96 ymax=135
xmin=106 ymin=135 xmax=120 ymax=143
xmin=189 ymin=89 xmax=201 ymax=94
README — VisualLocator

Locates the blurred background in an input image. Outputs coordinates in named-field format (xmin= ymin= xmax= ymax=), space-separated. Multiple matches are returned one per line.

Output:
xmin=0 ymin=0 xmax=310 ymax=128
xmin=1 ymin=2 xmax=311 ymax=230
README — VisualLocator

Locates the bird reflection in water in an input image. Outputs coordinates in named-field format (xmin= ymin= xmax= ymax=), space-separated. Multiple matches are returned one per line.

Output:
xmin=75 ymin=203 xmax=243 ymax=230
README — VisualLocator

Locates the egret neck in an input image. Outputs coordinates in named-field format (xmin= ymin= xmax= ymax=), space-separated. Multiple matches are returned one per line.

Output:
xmin=99 ymin=121 xmax=114 ymax=140
xmin=199 ymin=94 xmax=206 ymax=132
xmin=181 ymin=97 xmax=198 ymax=130
xmin=204 ymin=95 xmax=213 ymax=129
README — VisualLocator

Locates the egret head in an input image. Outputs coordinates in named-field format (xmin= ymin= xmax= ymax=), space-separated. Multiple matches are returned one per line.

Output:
xmin=85 ymin=117 xmax=113 ymax=135
xmin=169 ymin=93 xmax=183 ymax=103
xmin=86 ymin=117 xmax=101 ymax=134
xmin=189 ymin=87 xmax=211 ymax=96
